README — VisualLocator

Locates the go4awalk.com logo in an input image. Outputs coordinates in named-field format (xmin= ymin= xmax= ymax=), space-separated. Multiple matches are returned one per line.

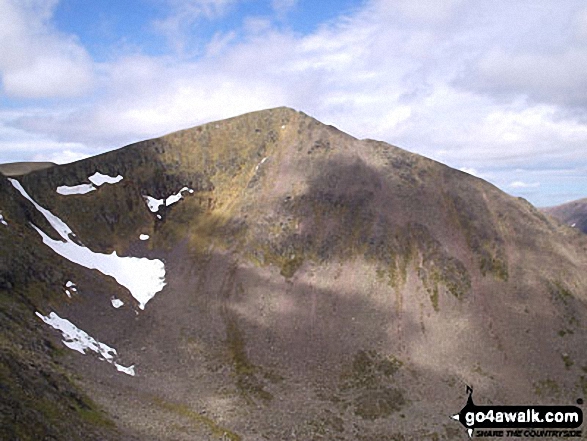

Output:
xmin=451 ymin=386 xmax=583 ymax=438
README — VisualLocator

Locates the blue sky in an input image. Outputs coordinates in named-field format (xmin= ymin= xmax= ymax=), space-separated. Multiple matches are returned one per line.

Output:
xmin=1 ymin=0 xmax=587 ymax=207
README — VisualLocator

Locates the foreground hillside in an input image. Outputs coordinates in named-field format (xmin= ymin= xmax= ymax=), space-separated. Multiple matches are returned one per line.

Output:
xmin=1 ymin=107 xmax=586 ymax=440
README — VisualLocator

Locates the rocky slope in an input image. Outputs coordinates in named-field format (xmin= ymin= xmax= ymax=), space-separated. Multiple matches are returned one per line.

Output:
xmin=542 ymin=198 xmax=587 ymax=234
xmin=1 ymin=107 xmax=586 ymax=440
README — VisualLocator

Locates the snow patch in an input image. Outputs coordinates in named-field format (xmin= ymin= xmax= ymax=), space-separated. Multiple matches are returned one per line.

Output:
xmin=139 ymin=234 xmax=150 ymax=241
xmin=56 ymin=172 xmax=122 ymax=196
xmin=88 ymin=172 xmax=123 ymax=186
xmin=111 ymin=298 xmax=124 ymax=308
xmin=255 ymin=157 xmax=268 ymax=172
xmin=10 ymin=179 xmax=75 ymax=239
xmin=143 ymin=187 xmax=194 ymax=213
xmin=10 ymin=179 xmax=166 ymax=310
xmin=57 ymin=184 xmax=96 ymax=195
xmin=0 ymin=214 xmax=7 ymax=226
xmin=115 ymin=363 xmax=135 ymax=376
xmin=36 ymin=311 xmax=135 ymax=376
xmin=36 ymin=311 xmax=116 ymax=359
xmin=64 ymin=280 xmax=77 ymax=298
xmin=571 ymin=223 xmax=576 ymax=228
xmin=144 ymin=196 xmax=164 ymax=213
xmin=165 ymin=187 xmax=193 ymax=207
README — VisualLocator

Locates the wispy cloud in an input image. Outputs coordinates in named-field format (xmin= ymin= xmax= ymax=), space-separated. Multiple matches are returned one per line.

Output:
xmin=271 ymin=0 xmax=297 ymax=16
xmin=152 ymin=0 xmax=238 ymax=54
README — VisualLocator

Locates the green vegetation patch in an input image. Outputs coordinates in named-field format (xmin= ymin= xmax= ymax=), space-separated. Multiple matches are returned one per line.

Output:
xmin=534 ymin=379 xmax=560 ymax=397
xmin=152 ymin=396 xmax=241 ymax=441
xmin=562 ymin=353 xmax=574 ymax=369
xmin=224 ymin=313 xmax=274 ymax=403
xmin=354 ymin=387 xmax=407 ymax=420
xmin=548 ymin=280 xmax=575 ymax=304
xmin=408 ymin=223 xmax=471 ymax=310
xmin=338 ymin=349 xmax=407 ymax=420
xmin=341 ymin=349 xmax=403 ymax=390
xmin=446 ymin=192 xmax=509 ymax=281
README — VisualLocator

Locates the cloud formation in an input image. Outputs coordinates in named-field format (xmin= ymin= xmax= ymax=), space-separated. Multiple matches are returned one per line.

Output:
xmin=1 ymin=0 xmax=586 ymax=206
xmin=0 ymin=0 xmax=94 ymax=98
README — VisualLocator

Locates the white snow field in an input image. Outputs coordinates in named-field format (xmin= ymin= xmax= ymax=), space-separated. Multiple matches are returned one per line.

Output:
xmin=143 ymin=186 xmax=194 ymax=213
xmin=57 ymin=183 xmax=96 ymax=195
xmin=10 ymin=178 xmax=166 ymax=309
xmin=36 ymin=311 xmax=135 ymax=376
xmin=56 ymin=172 xmax=123 ymax=196
xmin=88 ymin=172 xmax=123 ymax=186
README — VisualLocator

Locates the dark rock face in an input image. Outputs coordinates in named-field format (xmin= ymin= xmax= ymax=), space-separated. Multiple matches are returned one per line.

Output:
xmin=1 ymin=107 xmax=587 ymax=440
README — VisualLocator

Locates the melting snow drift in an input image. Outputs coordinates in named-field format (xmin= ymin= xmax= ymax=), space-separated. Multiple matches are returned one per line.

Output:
xmin=111 ymin=297 xmax=124 ymax=308
xmin=115 ymin=363 xmax=135 ymax=376
xmin=57 ymin=172 xmax=123 ymax=196
xmin=143 ymin=187 xmax=194 ymax=213
xmin=139 ymin=234 xmax=149 ymax=241
xmin=10 ymin=178 xmax=166 ymax=309
xmin=64 ymin=280 xmax=78 ymax=298
xmin=88 ymin=172 xmax=123 ymax=186
xmin=0 ymin=214 xmax=7 ymax=226
xmin=57 ymin=184 xmax=96 ymax=195
xmin=36 ymin=311 xmax=135 ymax=376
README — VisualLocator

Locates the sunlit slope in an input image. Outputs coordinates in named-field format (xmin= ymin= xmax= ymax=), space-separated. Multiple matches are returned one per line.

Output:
xmin=2 ymin=107 xmax=587 ymax=440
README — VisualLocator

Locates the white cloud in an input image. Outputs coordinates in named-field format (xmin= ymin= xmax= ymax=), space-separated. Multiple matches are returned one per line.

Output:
xmin=509 ymin=181 xmax=540 ymax=189
xmin=463 ymin=48 xmax=587 ymax=109
xmin=2 ymin=0 xmax=587 ymax=206
xmin=0 ymin=0 xmax=94 ymax=98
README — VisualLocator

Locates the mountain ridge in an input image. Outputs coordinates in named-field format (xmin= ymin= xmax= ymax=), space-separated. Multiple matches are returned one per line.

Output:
xmin=0 ymin=161 xmax=56 ymax=176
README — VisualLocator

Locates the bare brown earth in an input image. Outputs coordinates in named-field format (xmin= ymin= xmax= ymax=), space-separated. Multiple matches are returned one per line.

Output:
xmin=0 ymin=161 xmax=56 ymax=176
xmin=1 ymin=107 xmax=587 ymax=440
xmin=542 ymin=198 xmax=587 ymax=234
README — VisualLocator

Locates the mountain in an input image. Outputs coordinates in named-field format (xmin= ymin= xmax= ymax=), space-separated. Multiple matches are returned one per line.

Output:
xmin=1 ymin=107 xmax=586 ymax=440
xmin=0 ymin=161 xmax=56 ymax=177
xmin=542 ymin=198 xmax=587 ymax=234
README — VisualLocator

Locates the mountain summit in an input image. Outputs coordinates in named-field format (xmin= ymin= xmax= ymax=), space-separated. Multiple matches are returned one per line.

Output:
xmin=1 ymin=107 xmax=586 ymax=440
